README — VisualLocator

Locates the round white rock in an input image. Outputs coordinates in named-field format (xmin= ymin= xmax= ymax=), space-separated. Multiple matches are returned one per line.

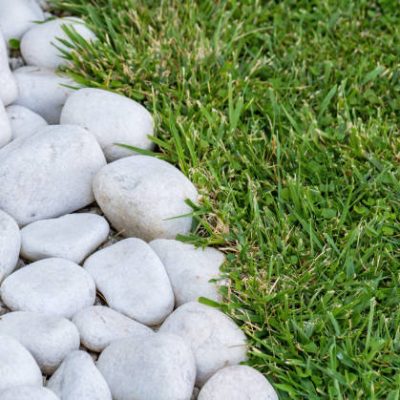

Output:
xmin=0 ymin=31 xmax=18 ymax=106
xmin=6 ymin=105 xmax=48 ymax=140
xmin=0 ymin=386 xmax=60 ymax=400
xmin=0 ymin=101 xmax=12 ymax=149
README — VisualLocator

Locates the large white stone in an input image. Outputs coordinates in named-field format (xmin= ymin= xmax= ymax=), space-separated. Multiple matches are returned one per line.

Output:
xmin=97 ymin=333 xmax=196 ymax=400
xmin=0 ymin=101 xmax=11 ymax=148
xmin=84 ymin=238 xmax=174 ymax=326
xmin=6 ymin=105 xmax=48 ymax=140
xmin=0 ymin=258 xmax=96 ymax=318
xmin=0 ymin=386 xmax=59 ymax=400
xmin=159 ymin=302 xmax=247 ymax=386
xmin=72 ymin=306 xmax=153 ymax=352
xmin=21 ymin=18 xmax=96 ymax=69
xmin=0 ymin=0 xmax=44 ymax=42
xmin=0 ymin=31 xmax=18 ymax=106
xmin=0 ymin=125 xmax=106 ymax=226
xmin=47 ymin=350 xmax=112 ymax=400
xmin=93 ymin=156 xmax=198 ymax=241
xmin=0 ymin=210 xmax=20 ymax=283
xmin=60 ymin=88 xmax=153 ymax=161
xmin=21 ymin=214 xmax=110 ymax=264
xmin=13 ymin=66 xmax=74 ymax=123
xmin=150 ymin=239 xmax=225 ymax=306
xmin=0 ymin=311 xmax=80 ymax=374
xmin=0 ymin=335 xmax=42 ymax=392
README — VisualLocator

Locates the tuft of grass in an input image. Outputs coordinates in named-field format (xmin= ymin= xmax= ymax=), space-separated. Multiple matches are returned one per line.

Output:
xmin=50 ymin=0 xmax=400 ymax=398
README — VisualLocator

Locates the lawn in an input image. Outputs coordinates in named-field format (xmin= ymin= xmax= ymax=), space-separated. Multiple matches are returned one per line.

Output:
xmin=50 ymin=0 xmax=400 ymax=398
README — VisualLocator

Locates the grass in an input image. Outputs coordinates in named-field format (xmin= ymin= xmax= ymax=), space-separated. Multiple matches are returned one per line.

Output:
xmin=50 ymin=0 xmax=400 ymax=398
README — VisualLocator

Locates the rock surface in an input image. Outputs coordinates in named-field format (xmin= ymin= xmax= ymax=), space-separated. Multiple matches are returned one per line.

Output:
xmin=150 ymin=239 xmax=225 ymax=306
xmin=21 ymin=213 xmax=110 ymax=264
xmin=72 ymin=306 xmax=153 ymax=352
xmin=84 ymin=238 xmax=174 ymax=326
xmin=0 ymin=258 xmax=96 ymax=318
xmin=61 ymin=88 xmax=154 ymax=161
xmin=198 ymin=366 xmax=278 ymax=400
xmin=6 ymin=105 xmax=48 ymax=140
xmin=97 ymin=333 xmax=196 ymax=400
xmin=0 ymin=31 xmax=18 ymax=106
xmin=93 ymin=156 xmax=198 ymax=241
xmin=0 ymin=125 xmax=106 ymax=226
xmin=21 ymin=18 xmax=96 ymax=69
xmin=13 ymin=66 xmax=74 ymax=123
xmin=47 ymin=350 xmax=112 ymax=400
xmin=0 ymin=101 xmax=11 ymax=148
xmin=160 ymin=302 xmax=247 ymax=386
xmin=0 ymin=210 xmax=21 ymax=283
xmin=0 ymin=386 xmax=59 ymax=400
xmin=0 ymin=311 xmax=80 ymax=374
xmin=0 ymin=335 xmax=43 ymax=392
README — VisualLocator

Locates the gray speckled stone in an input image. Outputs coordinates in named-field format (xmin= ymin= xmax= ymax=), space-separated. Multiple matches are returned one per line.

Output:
xmin=0 ymin=210 xmax=20 ymax=283
xmin=198 ymin=366 xmax=278 ymax=400
xmin=150 ymin=240 xmax=225 ymax=306
xmin=0 ymin=311 xmax=80 ymax=374
xmin=93 ymin=156 xmax=198 ymax=241
xmin=97 ymin=333 xmax=196 ymax=400
xmin=0 ymin=125 xmax=106 ymax=226
xmin=159 ymin=302 xmax=247 ymax=387
xmin=60 ymin=88 xmax=153 ymax=161
xmin=0 ymin=258 xmax=96 ymax=318
xmin=0 ymin=101 xmax=11 ymax=149
xmin=47 ymin=350 xmax=111 ymax=400
xmin=0 ymin=32 xmax=18 ymax=106
xmin=0 ymin=335 xmax=43 ymax=392
xmin=72 ymin=306 xmax=153 ymax=352
xmin=6 ymin=105 xmax=48 ymax=140
xmin=21 ymin=214 xmax=110 ymax=264
xmin=84 ymin=238 xmax=174 ymax=326
xmin=0 ymin=386 xmax=59 ymax=400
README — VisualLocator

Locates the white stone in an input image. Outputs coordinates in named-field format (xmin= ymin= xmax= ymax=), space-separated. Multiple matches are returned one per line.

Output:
xmin=13 ymin=66 xmax=74 ymax=123
xmin=0 ymin=0 xmax=44 ymax=42
xmin=72 ymin=306 xmax=153 ymax=352
xmin=0 ymin=210 xmax=20 ymax=283
xmin=60 ymin=88 xmax=154 ymax=161
xmin=47 ymin=350 xmax=112 ymax=400
xmin=84 ymin=239 xmax=174 ymax=326
xmin=0 ymin=31 xmax=18 ymax=106
xmin=93 ymin=156 xmax=198 ymax=241
xmin=0 ymin=258 xmax=96 ymax=318
xmin=0 ymin=101 xmax=11 ymax=148
xmin=6 ymin=105 xmax=48 ymax=140
xmin=21 ymin=214 xmax=110 ymax=264
xmin=0 ymin=386 xmax=59 ymax=400
xmin=21 ymin=18 xmax=96 ymax=69
xmin=97 ymin=333 xmax=196 ymax=400
xmin=0 ymin=335 xmax=42 ymax=392
xmin=159 ymin=302 xmax=247 ymax=386
xmin=0 ymin=125 xmax=106 ymax=226
xmin=0 ymin=311 xmax=80 ymax=374
xmin=150 ymin=240 xmax=225 ymax=306
xmin=198 ymin=366 xmax=278 ymax=400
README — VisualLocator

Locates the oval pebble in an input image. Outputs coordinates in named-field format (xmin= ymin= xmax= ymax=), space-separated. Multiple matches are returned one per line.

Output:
xmin=0 ymin=101 xmax=11 ymax=148
xmin=0 ymin=31 xmax=18 ymax=106
xmin=0 ymin=258 xmax=96 ymax=318
xmin=0 ymin=386 xmax=59 ymax=400
xmin=159 ymin=302 xmax=248 ymax=386
xmin=93 ymin=155 xmax=198 ymax=241
xmin=6 ymin=105 xmax=48 ymax=140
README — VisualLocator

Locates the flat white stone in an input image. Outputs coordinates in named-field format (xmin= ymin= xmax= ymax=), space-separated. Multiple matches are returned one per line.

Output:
xmin=0 ymin=0 xmax=44 ymax=42
xmin=21 ymin=18 xmax=96 ymax=69
xmin=13 ymin=66 xmax=74 ymax=123
xmin=93 ymin=156 xmax=198 ymax=241
xmin=6 ymin=105 xmax=48 ymax=140
xmin=0 ymin=311 xmax=80 ymax=374
xmin=47 ymin=350 xmax=112 ymax=400
xmin=0 ymin=386 xmax=59 ymax=400
xmin=159 ymin=302 xmax=247 ymax=386
xmin=84 ymin=238 xmax=174 ymax=326
xmin=150 ymin=239 xmax=225 ymax=306
xmin=0 ymin=335 xmax=43 ymax=392
xmin=0 ymin=258 xmax=96 ymax=318
xmin=21 ymin=214 xmax=110 ymax=264
xmin=97 ymin=333 xmax=196 ymax=400
xmin=0 ymin=31 xmax=18 ymax=106
xmin=198 ymin=366 xmax=278 ymax=400
xmin=72 ymin=306 xmax=153 ymax=352
xmin=0 ymin=210 xmax=21 ymax=283
xmin=0 ymin=125 xmax=106 ymax=226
